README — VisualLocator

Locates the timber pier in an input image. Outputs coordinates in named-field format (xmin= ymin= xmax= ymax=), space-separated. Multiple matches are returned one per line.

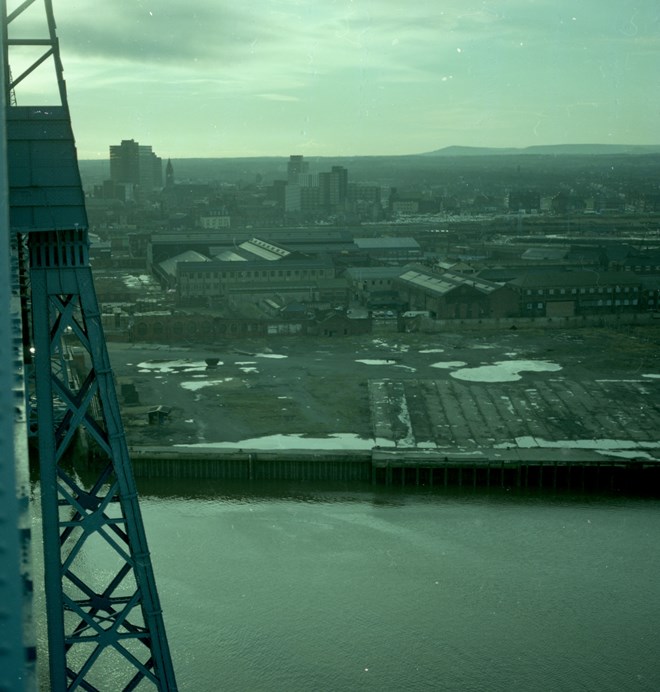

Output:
xmin=125 ymin=446 xmax=660 ymax=494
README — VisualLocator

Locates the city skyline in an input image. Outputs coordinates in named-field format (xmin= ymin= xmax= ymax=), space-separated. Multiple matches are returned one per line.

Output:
xmin=31 ymin=1 xmax=660 ymax=159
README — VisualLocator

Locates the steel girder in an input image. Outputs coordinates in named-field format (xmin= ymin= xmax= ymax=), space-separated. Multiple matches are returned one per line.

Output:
xmin=0 ymin=33 xmax=35 ymax=690
xmin=3 ymin=1 xmax=178 ymax=689
xmin=29 ymin=230 xmax=177 ymax=690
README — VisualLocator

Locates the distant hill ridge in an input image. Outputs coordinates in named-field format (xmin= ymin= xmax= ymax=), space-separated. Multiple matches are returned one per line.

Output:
xmin=78 ymin=143 xmax=660 ymax=186
xmin=423 ymin=144 xmax=660 ymax=156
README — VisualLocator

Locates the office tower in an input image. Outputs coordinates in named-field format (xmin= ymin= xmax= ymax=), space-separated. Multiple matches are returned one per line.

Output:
xmin=319 ymin=165 xmax=348 ymax=211
xmin=109 ymin=139 xmax=163 ymax=200
xmin=287 ymin=154 xmax=308 ymax=183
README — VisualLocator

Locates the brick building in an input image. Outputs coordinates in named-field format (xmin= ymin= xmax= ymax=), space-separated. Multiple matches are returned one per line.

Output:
xmin=509 ymin=270 xmax=644 ymax=317
xmin=396 ymin=266 xmax=519 ymax=319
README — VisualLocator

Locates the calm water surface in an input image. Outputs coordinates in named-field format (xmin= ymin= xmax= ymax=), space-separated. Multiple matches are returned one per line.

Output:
xmin=133 ymin=481 xmax=660 ymax=691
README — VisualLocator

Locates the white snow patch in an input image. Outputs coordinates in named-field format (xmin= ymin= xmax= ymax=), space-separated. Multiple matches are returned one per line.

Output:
xmin=356 ymin=359 xmax=396 ymax=366
xmin=175 ymin=433 xmax=390 ymax=450
xmin=240 ymin=367 xmax=259 ymax=374
xmin=137 ymin=359 xmax=220 ymax=374
xmin=255 ymin=353 xmax=287 ymax=359
xmin=596 ymin=379 xmax=646 ymax=383
xmin=597 ymin=450 xmax=658 ymax=460
xmin=451 ymin=360 xmax=561 ymax=382
xmin=500 ymin=396 xmax=516 ymax=415
xmin=395 ymin=394 xmax=415 ymax=447
xmin=642 ymin=373 xmax=660 ymax=379
xmin=512 ymin=436 xmax=660 ymax=450
xmin=181 ymin=378 xmax=234 ymax=391
xmin=420 ymin=348 xmax=445 ymax=354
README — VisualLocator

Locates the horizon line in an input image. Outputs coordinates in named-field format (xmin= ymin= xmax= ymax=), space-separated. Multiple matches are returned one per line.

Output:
xmin=79 ymin=142 xmax=660 ymax=161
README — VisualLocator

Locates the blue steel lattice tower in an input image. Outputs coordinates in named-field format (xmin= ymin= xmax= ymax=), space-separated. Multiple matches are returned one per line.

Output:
xmin=2 ymin=2 xmax=177 ymax=689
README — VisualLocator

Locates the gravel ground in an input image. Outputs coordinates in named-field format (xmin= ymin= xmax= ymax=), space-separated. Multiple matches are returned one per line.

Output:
xmin=108 ymin=325 xmax=660 ymax=456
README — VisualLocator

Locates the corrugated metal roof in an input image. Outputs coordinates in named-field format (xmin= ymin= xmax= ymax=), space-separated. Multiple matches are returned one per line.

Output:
xmin=239 ymin=238 xmax=290 ymax=260
xmin=213 ymin=250 xmax=248 ymax=262
xmin=158 ymin=250 xmax=210 ymax=277
xmin=399 ymin=269 xmax=500 ymax=296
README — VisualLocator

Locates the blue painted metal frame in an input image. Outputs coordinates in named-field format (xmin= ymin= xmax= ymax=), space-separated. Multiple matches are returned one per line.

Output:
xmin=0 ymin=37 xmax=35 ymax=691
xmin=4 ymin=1 xmax=178 ymax=688
xmin=28 ymin=230 xmax=177 ymax=690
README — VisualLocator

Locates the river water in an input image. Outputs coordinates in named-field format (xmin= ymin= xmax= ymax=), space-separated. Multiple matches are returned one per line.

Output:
xmin=130 ymin=481 xmax=660 ymax=692
xmin=33 ymin=481 xmax=660 ymax=691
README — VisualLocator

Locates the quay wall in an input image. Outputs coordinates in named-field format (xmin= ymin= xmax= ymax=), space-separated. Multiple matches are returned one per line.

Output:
xmin=127 ymin=447 xmax=660 ymax=494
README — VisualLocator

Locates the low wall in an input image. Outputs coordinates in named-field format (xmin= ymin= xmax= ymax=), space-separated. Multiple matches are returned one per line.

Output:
xmin=416 ymin=312 xmax=658 ymax=333
xmin=130 ymin=447 xmax=373 ymax=482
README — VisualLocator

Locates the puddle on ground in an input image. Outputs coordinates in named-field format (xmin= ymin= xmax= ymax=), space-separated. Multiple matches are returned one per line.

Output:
xmin=451 ymin=360 xmax=561 ymax=382
xmin=430 ymin=361 xmax=467 ymax=369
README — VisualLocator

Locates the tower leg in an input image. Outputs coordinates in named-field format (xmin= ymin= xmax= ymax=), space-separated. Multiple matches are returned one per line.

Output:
xmin=29 ymin=230 xmax=177 ymax=691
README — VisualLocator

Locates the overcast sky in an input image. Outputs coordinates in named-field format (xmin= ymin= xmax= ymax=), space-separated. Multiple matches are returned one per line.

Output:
xmin=10 ymin=0 xmax=660 ymax=159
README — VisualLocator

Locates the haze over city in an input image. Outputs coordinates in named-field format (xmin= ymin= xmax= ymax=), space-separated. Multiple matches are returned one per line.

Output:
xmin=32 ymin=0 xmax=660 ymax=159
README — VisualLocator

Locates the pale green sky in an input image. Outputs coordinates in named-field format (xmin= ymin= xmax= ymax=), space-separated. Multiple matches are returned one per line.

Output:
xmin=9 ymin=0 xmax=660 ymax=159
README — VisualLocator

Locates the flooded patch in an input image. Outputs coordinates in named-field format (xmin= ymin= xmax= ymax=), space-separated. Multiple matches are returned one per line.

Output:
xmin=451 ymin=360 xmax=561 ymax=382
xmin=430 ymin=361 xmax=467 ymax=370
